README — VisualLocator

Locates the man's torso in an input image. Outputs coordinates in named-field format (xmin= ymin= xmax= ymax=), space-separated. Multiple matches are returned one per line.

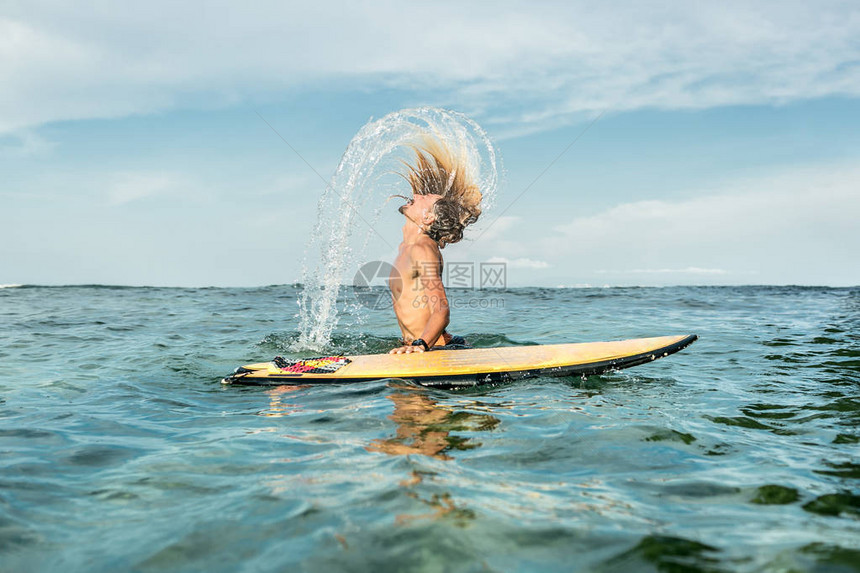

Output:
xmin=389 ymin=238 xmax=450 ymax=345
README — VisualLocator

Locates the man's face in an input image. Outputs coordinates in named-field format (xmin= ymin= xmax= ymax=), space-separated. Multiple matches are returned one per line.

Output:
xmin=399 ymin=192 xmax=442 ymax=225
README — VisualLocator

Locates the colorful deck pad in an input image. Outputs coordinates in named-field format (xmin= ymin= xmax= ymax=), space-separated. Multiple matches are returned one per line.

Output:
xmin=272 ymin=356 xmax=351 ymax=374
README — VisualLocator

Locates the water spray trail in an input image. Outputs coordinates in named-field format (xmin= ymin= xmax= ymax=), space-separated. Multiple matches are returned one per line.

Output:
xmin=295 ymin=108 xmax=499 ymax=351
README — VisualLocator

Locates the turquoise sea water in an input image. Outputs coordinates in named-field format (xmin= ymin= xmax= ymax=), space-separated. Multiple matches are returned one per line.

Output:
xmin=1 ymin=284 xmax=858 ymax=572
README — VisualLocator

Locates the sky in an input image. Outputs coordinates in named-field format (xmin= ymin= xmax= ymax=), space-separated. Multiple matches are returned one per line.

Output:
xmin=2 ymin=0 xmax=859 ymax=287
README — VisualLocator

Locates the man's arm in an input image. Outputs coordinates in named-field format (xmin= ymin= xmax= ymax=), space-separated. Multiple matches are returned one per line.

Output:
xmin=389 ymin=243 xmax=450 ymax=354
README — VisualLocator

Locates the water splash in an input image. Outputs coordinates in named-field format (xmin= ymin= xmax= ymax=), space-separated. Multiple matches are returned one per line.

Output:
xmin=295 ymin=108 xmax=499 ymax=351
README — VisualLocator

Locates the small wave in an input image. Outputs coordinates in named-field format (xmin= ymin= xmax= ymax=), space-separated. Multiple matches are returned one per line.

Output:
xmin=0 ymin=284 xmax=23 ymax=288
xmin=258 ymin=331 xmax=533 ymax=356
xmin=466 ymin=333 xmax=535 ymax=347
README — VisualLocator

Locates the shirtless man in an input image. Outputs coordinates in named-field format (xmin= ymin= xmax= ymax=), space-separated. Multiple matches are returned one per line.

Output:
xmin=388 ymin=138 xmax=482 ymax=354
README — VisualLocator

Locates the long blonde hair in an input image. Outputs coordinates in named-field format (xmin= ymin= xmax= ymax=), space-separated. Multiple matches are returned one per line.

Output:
xmin=402 ymin=135 xmax=482 ymax=248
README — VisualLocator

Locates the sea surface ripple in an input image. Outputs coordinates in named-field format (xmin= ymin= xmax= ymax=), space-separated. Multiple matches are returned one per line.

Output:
xmin=1 ymin=285 xmax=858 ymax=572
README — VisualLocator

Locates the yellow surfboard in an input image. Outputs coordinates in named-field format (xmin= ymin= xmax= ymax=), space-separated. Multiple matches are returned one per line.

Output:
xmin=222 ymin=334 xmax=697 ymax=388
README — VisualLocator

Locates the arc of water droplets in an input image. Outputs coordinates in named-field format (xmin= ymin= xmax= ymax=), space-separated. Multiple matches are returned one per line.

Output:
xmin=295 ymin=107 xmax=499 ymax=351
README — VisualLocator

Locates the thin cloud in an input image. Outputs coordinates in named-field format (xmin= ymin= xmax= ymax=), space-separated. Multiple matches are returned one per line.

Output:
xmin=2 ymin=2 xmax=859 ymax=136
xmin=487 ymin=256 xmax=550 ymax=269
xmin=549 ymin=163 xmax=860 ymax=285
xmin=107 ymin=172 xmax=181 ymax=205
xmin=0 ymin=129 xmax=56 ymax=156
xmin=596 ymin=267 xmax=730 ymax=275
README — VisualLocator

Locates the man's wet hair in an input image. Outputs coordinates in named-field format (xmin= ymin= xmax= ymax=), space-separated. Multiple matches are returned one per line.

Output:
xmin=402 ymin=135 xmax=482 ymax=248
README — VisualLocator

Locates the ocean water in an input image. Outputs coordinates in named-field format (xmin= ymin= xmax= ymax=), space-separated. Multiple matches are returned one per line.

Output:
xmin=1 ymin=284 xmax=858 ymax=572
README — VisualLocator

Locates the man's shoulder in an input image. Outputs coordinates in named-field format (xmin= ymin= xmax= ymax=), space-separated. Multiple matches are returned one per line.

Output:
xmin=407 ymin=240 xmax=443 ymax=277
xmin=409 ymin=236 xmax=442 ymax=260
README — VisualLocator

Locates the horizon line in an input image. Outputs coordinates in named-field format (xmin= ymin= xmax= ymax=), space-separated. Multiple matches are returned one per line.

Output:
xmin=3 ymin=283 xmax=858 ymax=290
